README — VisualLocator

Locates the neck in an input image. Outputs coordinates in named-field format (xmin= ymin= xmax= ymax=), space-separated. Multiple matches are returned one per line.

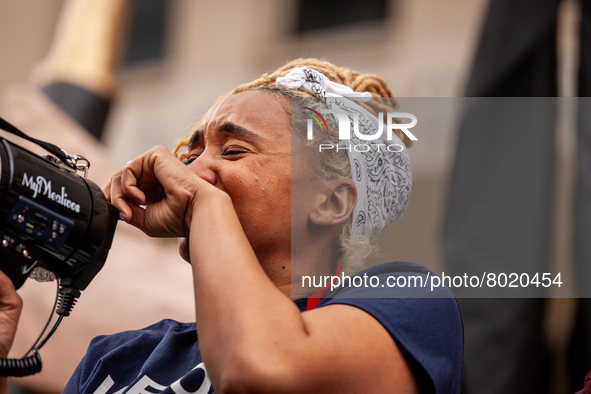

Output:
xmin=257 ymin=252 xmax=336 ymax=299
xmin=289 ymin=256 xmax=336 ymax=299
xmin=256 ymin=227 xmax=337 ymax=299
xmin=258 ymin=250 xmax=292 ymax=298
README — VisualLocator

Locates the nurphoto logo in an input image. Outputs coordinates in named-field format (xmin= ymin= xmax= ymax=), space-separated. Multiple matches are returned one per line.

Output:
xmin=304 ymin=108 xmax=418 ymax=153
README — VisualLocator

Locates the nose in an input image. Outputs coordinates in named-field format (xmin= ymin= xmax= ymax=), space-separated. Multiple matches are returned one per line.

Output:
xmin=187 ymin=157 xmax=218 ymax=186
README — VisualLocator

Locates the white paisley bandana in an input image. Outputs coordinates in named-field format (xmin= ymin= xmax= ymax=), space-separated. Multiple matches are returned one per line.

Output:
xmin=276 ymin=67 xmax=412 ymax=241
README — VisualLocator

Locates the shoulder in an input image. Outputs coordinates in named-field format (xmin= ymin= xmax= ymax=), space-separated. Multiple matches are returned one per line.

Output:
xmin=315 ymin=261 xmax=464 ymax=394
xmin=87 ymin=318 xmax=195 ymax=352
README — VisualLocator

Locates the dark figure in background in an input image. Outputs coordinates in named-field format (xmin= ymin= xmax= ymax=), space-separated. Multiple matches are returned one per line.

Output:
xmin=443 ymin=0 xmax=591 ymax=392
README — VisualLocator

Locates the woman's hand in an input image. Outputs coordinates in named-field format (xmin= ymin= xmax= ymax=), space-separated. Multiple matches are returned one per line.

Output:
xmin=103 ymin=145 xmax=216 ymax=238
xmin=0 ymin=270 xmax=22 ymax=359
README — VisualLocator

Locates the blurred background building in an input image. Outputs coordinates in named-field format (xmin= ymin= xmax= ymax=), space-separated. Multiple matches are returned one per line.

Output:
xmin=0 ymin=0 xmax=491 ymax=268
xmin=0 ymin=0 xmax=582 ymax=392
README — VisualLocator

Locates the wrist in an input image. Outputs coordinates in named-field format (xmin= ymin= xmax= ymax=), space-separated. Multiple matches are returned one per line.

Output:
xmin=185 ymin=188 xmax=232 ymax=232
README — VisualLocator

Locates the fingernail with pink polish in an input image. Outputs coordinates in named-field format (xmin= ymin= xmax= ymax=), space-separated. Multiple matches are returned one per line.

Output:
xmin=134 ymin=199 xmax=142 ymax=204
xmin=119 ymin=212 xmax=126 ymax=221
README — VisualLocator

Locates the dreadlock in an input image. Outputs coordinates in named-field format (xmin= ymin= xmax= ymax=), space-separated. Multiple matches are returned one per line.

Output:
xmin=173 ymin=58 xmax=408 ymax=274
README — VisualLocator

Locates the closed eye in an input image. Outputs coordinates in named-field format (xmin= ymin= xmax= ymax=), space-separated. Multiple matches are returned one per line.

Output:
xmin=184 ymin=145 xmax=251 ymax=165
xmin=222 ymin=146 xmax=250 ymax=157
xmin=184 ymin=152 xmax=201 ymax=165
xmin=184 ymin=156 xmax=197 ymax=165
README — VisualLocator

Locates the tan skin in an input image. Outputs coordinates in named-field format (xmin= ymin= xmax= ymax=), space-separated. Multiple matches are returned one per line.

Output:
xmin=0 ymin=90 xmax=418 ymax=394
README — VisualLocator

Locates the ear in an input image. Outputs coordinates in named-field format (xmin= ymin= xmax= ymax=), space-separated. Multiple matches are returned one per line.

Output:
xmin=310 ymin=179 xmax=357 ymax=227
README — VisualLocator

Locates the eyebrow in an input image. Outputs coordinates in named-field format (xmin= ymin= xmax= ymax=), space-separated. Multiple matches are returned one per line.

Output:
xmin=188 ymin=121 xmax=266 ymax=147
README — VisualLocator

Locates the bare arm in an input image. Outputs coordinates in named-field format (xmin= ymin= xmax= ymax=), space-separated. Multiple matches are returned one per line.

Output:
xmin=107 ymin=145 xmax=419 ymax=394
xmin=187 ymin=191 xmax=417 ymax=394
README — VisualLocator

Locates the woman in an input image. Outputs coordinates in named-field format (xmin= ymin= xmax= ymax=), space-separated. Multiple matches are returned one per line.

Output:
xmin=0 ymin=59 xmax=463 ymax=393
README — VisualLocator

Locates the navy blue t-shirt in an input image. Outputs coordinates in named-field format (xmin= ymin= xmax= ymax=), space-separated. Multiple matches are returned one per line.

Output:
xmin=63 ymin=262 xmax=463 ymax=393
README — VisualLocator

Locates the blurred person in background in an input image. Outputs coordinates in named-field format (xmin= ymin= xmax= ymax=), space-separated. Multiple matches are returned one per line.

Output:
xmin=443 ymin=0 xmax=591 ymax=392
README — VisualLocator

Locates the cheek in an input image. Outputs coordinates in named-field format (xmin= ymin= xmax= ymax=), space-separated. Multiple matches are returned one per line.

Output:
xmin=234 ymin=175 xmax=291 ymax=216
xmin=222 ymin=166 xmax=291 ymax=232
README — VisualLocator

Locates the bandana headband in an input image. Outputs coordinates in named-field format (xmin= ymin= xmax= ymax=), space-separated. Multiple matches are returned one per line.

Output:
xmin=276 ymin=67 xmax=412 ymax=241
